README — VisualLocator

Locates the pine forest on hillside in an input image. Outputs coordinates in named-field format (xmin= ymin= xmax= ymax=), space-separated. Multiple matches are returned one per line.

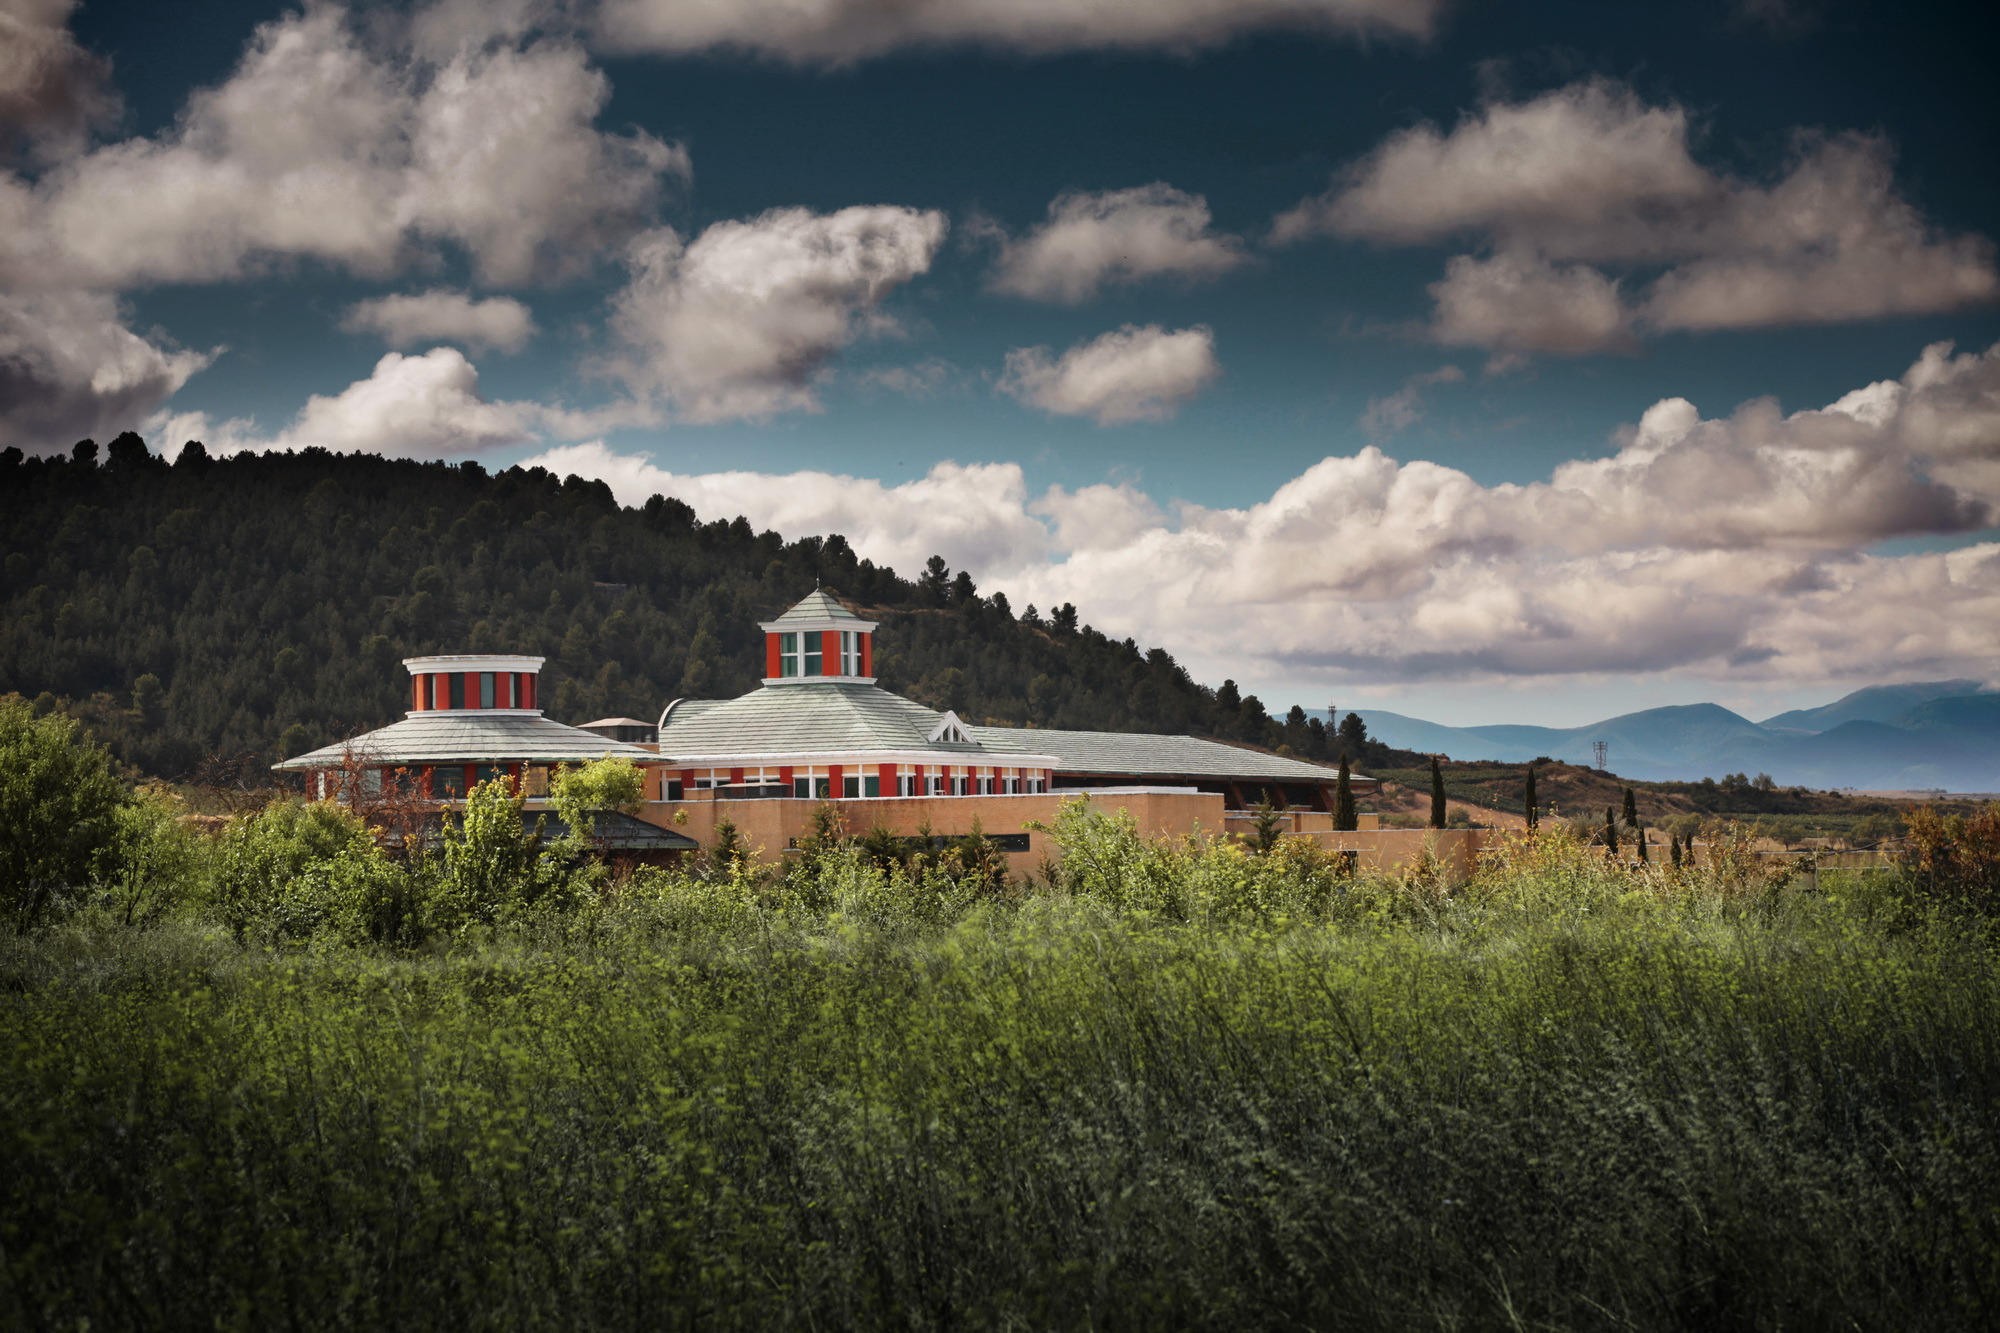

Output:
xmin=0 ymin=436 xmax=1416 ymax=782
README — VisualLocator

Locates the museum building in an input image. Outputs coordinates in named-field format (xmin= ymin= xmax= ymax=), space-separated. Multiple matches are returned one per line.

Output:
xmin=277 ymin=590 xmax=1371 ymax=866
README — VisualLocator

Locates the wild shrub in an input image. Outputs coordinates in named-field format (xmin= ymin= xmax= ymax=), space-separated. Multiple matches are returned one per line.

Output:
xmin=1902 ymin=803 xmax=2000 ymax=915
xmin=208 ymin=798 xmax=399 ymax=945
xmin=432 ymin=777 xmax=567 ymax=932
xmin=98 ymin=784 xmax=206 ymax=927
xmin=0 ymin=695 xmax=129 ymax=930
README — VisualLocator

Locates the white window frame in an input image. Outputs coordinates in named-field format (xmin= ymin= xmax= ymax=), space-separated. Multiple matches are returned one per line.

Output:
xmin=802 ymin=634 xmax=823 ymax=676
xmin=840 ymin=630 xmax=864 ymax=675
xmin=779 ymin=632 xmax=801 ymax=677
xmin=792 ymin=767 xmax=829 ymax=799
xmin=926 ymin=771 xmax=945 ymax=796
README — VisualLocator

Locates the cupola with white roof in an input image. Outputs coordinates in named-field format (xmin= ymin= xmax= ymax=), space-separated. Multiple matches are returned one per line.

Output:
xmin=758 ymin=588 xmax=876 ymax=685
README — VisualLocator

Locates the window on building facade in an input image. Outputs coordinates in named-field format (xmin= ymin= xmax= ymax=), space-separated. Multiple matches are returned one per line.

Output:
xmin=1002 ymin=774 xmax=1020 ymax=795
xmin=666 ymin=780 xmax=684 ymax=801
xmin=926 ymin=773 xmax=945 ymax=796
xmin=840 ymin=631 xmax=863 ymax=675
xmin=779 ymin=632 xmax=800 ymax=677
xmin=693 ymin=772 xmax=725 ymax=790
xmin=524 ymin=765 xmax=550 ymax=796
xmin=435 ymin=765 xmax=465 ymax=797
xmin=792 ymin=770 xmax=831 ymax=799
xmin=897 ymin=772 xmax=918 ymax=797
xmin=802 ymin=634 xmax=823 ymax=675
xmin=474 ymin=764 xmax=508 ymax=787
xmin=448 ymin=674 xmax=465 ymax=709
xmin=479 ymin=673 xmax=496 ymax=708
xmin=1027 ymin=776 xmax=1047 ymax=794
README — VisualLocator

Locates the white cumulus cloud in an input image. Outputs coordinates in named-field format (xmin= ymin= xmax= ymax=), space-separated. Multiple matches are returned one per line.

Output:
xmin=592 ymin=0 xmax=1444 ymax=63
xmin=2 ymin=5 xmax=684 ymax=290
xmin=524 ymin=442 xmax=1054 ymax=578
xmin=1000 ymin=324 xmax=1221 ymax=425
xmin=342 ymin=290 xmax=537 ymax=354
xmin=610 ymin=205 xmax=949 ymax=423
xmin=1274 ymin=79 xmax=1999 ymax=356
xmin=530 ymin=339 xmax=2000 ymax=694
xmin=0 ymin=291 xmax=212 ymax=451
xmin=984 ymin=183 xmax=1248 ymax=303
xmin=0 ymin=0 xmax=117 ymax=159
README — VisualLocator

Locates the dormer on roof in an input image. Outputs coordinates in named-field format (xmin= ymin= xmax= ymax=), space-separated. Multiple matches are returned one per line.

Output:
xmin=758 ymin=589 xmax=877 ymax=685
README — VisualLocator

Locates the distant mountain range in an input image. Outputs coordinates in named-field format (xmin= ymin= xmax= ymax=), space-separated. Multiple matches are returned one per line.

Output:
xmin=1338 ymin=681 xmax=2000 ymax=793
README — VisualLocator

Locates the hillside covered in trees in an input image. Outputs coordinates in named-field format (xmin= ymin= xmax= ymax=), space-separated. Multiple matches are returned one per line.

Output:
xmin=1 ymin=435 xmax=1410 ymax=782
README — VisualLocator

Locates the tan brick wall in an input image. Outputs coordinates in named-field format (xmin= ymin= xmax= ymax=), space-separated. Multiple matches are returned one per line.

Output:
xmin=640 ymin=791 xmax=1489 ymax=880
xmin=643 ymin=788 xmax=1228 ymax=876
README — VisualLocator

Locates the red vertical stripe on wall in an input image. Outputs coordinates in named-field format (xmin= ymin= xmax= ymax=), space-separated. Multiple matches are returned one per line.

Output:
xmin=820 ymin=630 xmax=839 ymax=676
xmin=765 ymin=634 xmax=781 ymax=678
xmin=778 ymin=765 xmax=794 ymax=789
xmin=878 ymin=763 xmax=896 ymax=795
xmin=860 ymin=633 xmax=872 ymax=678
xmin=524 ymin=674 xmax=536 ymax=711
xmin=462 ymin=673 xmax=477 ymax=709
xmin=828 ymin=764 xmax=843 ymax=796
xmin=411 ymin=676 xmax=423 ymax=711
xmin=729 ymin=767 xmax=744 ymax=785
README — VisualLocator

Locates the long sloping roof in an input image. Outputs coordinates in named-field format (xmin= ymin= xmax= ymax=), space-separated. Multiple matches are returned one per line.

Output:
xmin=656 ymin=683 xmax=997 ymax=758
xmin=970 ymin=725 xmax=1368 ymax=784
xmin=274 ymin=712 xmax=657 ymax=771
xmin=654 ymin=680 xmax=1365 ymax=783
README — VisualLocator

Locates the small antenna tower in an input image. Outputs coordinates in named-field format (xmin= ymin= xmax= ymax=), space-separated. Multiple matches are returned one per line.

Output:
xmin=1592 ymin=740 xmax=1608 ymax=771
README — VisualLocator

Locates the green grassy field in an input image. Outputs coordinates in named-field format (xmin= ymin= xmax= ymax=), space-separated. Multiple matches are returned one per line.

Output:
xmin=5 ymin=815 xmax=1998 ymax=1330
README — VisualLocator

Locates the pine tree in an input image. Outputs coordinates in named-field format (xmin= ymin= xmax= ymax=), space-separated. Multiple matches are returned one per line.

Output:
xmin=1524 ymin=763 xmax=1539 ymax=832
xmin=1604 ymin=806 xmax=1619 ymax=858
xmin=1669 ymin=832 xmax=1682 ymax=870
xmin=1622 ymin=787 xmax=1638 ymax=828
xmin=1635 ymin=821 xmax=1649 ymax=863
xmin=1429 ymin=755 xmax=1447 ymax=829
xmin=1334 ymin=755 xmax=1356 ymax=832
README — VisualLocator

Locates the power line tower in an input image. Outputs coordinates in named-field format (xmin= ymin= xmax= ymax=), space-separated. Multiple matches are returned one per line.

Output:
xmin=1592 ymin=740 xmax=1608 ymax=772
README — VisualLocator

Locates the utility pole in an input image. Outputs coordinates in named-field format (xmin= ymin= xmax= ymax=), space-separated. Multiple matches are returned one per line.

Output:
xmin=1592 ymin=740 xmax=1608 ymax=771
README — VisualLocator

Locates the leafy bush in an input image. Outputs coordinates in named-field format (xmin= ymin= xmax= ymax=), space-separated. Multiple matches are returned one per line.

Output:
xmin=1903 ymin=803 xmax=2000 ymax=914
xmin=0 ymin=695 xmax=128 ymax=929
xmin=208 ymin=799 xmax=398 ymax=945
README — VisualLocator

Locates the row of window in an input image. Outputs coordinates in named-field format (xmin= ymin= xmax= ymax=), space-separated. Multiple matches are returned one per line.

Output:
xmin=419 ymin=671 xmax=527 ymax=710
xmin=777 ymin=630 xmax=865 ymax=677
xmin=675 ymin=767 xmax=1049 ymax=800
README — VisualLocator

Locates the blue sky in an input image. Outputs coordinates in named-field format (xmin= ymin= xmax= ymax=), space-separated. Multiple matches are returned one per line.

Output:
xmin=5 ymin=0 xmax=1998 ymax=725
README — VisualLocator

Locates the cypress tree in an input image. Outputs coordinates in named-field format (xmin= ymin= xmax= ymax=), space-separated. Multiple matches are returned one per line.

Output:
xmin=1604 ymin=806 xmax=1619 ymax=858
xmin=1524 ymin=763 xmax=1538 ymax=832
xmin=1636 ymin=821 xmax=1649 ymax=863
xmin=1669 ymin=832 xmax=1683 ymax=870
xmin=1429 ymin=755 xmax=1447 ymax=829
xmin=1622 ymin=787 xmax=1638 ymax=828
xmin=1334 ymin=755 xmax=1356 ymax=832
